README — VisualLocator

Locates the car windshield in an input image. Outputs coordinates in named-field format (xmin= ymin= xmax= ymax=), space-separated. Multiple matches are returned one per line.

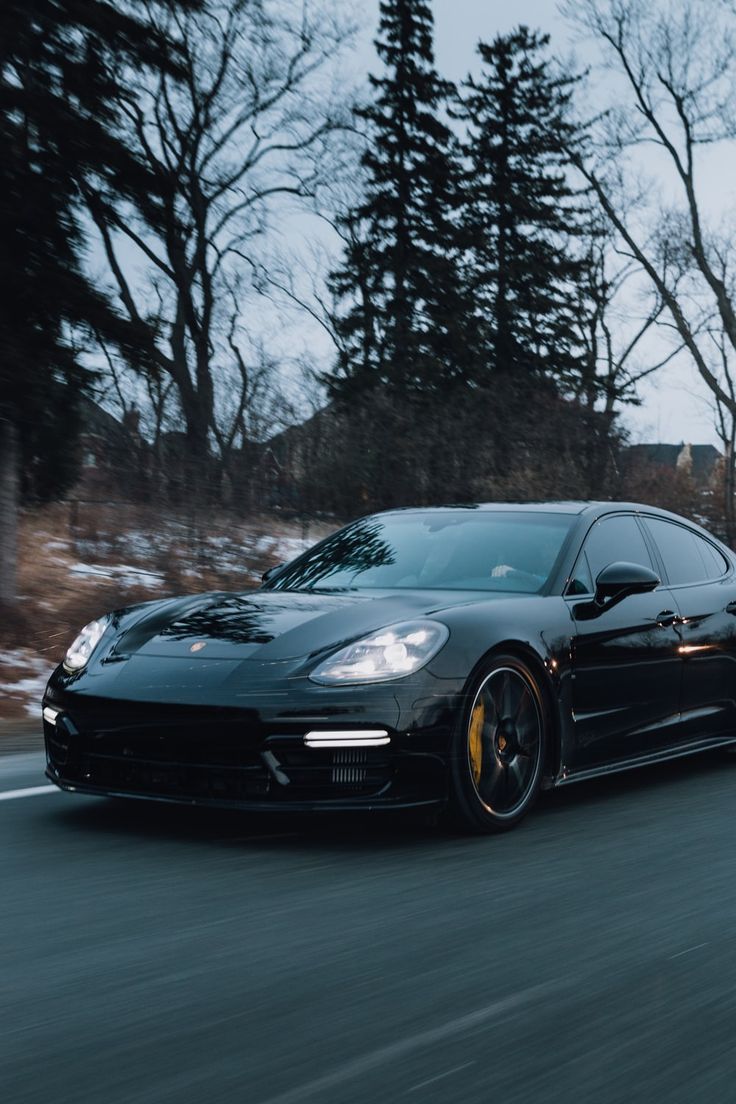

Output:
xmin=266 ymin=510 xmax=574 ymax=594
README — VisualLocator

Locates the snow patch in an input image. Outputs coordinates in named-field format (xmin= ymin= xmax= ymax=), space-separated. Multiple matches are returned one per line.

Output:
xmin=70 ymin=562 xmax=164 ymax=588
xmin=0 ymin=650 xmax=54 ymax=716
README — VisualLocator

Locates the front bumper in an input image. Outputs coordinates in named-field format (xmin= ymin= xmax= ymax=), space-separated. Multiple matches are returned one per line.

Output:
xmin=41 ymin=686 xmax=455 ymax=812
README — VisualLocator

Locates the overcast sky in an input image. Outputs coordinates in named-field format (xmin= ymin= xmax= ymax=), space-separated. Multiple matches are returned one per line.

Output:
xmin=354 ymin=0 xmax=722 ymax=447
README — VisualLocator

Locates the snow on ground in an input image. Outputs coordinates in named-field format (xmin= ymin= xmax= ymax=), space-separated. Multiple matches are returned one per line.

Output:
xmin=254 ymin=534 xmax=314 ymax=561
xmin=61 ymin=532 xmax=315 ymax=588
xmin=276 ymin=536 xmax=314 ymax=560
xmin=39 ymin=531 xmax=315 ymax=598
xmin=3 ymin=517 xmax=329 ymax=723
xmin=0 ymin=650 xmax=55 ymax=717
xmin=70 ymin=562 xmax=165 ymax=588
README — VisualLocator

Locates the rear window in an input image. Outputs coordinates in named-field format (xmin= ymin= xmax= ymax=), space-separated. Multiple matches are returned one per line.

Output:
xmin=644 ymin=517 xmax=729 ymax=585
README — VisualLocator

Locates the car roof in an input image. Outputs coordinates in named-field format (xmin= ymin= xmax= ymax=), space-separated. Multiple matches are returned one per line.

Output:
xmin=374 ymin=501 xmax=693 ymax=522
xmin=367 ymin=501 xmax=734 ymax=570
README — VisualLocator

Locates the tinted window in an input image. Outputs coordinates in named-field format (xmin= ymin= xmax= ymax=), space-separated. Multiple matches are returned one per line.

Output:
xmin=698 ymin=538 xmax=730 ymax=578
xmin=566 ymin=553 xmax=593 ymax=596
xmin=267 ymin=511 xmax=574 ymax=594
xmin=567 ymin=515 xmax=653 ymax=595
xmin=645 ymin=518 xmax=728 ymax=585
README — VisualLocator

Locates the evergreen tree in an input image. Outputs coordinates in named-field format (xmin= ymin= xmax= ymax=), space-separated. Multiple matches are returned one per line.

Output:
xmin=329 ymin=0 xmax=476 ymax=397
xmin=458 ymin=27 xmax=591 ymax=387
xmin=0 ymin=1 xmax=196 ymax=604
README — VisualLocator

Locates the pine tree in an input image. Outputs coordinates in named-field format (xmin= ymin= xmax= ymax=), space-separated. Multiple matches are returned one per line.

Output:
xmin=329 ymin=0 xmax=476 ymax=397
xmin=458 ymin=27 xmax=591 ymax=388
xmin=0 ymin=1 xmax=196 ymax=604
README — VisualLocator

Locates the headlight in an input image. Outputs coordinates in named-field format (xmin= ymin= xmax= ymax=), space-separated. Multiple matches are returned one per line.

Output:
xmin=310 ymin=620 xmax=449 ymax=685
xmin=63 ymin=616 xmax=111 ymax=672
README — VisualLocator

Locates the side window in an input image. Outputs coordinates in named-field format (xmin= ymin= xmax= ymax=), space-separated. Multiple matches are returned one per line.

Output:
xmin=697 ymin=538 xmax=730 ymax=579
xmin=566 ymin=554 xmax=593 ymax=596
xmin=645 ymin=518 xmax=728 ymax=585
xmin=566 ymin=515 xmax=654 ymax=596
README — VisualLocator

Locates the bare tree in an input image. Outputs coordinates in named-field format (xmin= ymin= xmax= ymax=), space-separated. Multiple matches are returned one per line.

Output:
xmin=564 ymin=0 xmax=736 ymax=535
xmin=575 ymin=229 xmax=686 ymax=412
xmin=86 ymin=0 xmax=356 ymax=500
xmin=710 ymin=337 xmax=736 ymax=535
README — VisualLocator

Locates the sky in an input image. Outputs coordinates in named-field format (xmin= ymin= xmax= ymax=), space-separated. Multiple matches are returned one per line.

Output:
xmin=97 ymin=0 xmax=727 ymax=451
xmin=352 ymin=0 xmax=725 ymax=448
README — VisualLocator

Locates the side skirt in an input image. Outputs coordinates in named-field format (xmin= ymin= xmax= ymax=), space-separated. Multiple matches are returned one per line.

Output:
xmin=554 ymin=734 xmax=736 ymax=788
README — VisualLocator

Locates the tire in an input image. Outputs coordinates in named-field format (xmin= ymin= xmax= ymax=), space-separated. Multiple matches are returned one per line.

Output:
xmin=448 ymin=654 xmax=547 ymax=834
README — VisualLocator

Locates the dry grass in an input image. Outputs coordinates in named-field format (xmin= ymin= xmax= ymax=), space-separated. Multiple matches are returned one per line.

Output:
xmin=0 ymin=501 xmax=337 ymax=723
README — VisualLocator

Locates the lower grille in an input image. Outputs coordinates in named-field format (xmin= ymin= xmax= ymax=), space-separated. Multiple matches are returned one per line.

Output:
xmin=78 ymin=752 xmax=269 ymax=801
xmin=47 ymin=717 xmax=394 ymax=802
xmin=331 ymin=749 xmax=368 ymax=786
xmin=276 ymin=745 xmax=391 ymax=795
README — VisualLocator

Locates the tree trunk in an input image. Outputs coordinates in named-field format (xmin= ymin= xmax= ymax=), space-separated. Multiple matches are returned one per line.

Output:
xmin=0 ymin=417 xmax=19 ymax=606
xmin=724 ymin=437 xmax=736 ymax=548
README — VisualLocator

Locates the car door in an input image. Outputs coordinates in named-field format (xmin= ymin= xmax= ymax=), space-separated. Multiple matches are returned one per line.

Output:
xmin=566 ymin=513 xmax=683 ymax=770
xmin=641 ymin=515 xmax=736 ymax=745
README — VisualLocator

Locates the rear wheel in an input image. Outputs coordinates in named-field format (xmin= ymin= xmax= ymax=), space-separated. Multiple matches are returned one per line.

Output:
xmin=449 ymin=655 xmax=546 ymax=833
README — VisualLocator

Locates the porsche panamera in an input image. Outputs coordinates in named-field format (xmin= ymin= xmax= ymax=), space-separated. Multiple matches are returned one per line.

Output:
xmin=42 ymin=502 xmax=736 ymax=832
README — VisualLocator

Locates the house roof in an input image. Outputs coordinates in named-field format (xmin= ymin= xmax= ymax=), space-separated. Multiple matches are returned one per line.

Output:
xmin=624 ymin=443 xmax=721 ymax=483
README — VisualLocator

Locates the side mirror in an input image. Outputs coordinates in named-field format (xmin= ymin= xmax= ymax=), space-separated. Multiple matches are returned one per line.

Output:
xmin=595 ymin=561 xmax=660 ymax=604
xmin=262 ymin=563 xmax=285 ymax=584
xmin=574 ymin=561 xmax=660 ymax=621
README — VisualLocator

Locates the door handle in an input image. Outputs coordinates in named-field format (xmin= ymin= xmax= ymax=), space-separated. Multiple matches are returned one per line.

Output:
xmin=656 ymin=610 xmax=679 ymax=627
xmin=726 ymin=601 xmax=736 ymax=615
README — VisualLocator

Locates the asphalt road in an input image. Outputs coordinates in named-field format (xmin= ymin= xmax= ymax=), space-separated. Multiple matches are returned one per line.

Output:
xmin=3 ymin=747 xmax=736 ymax=1104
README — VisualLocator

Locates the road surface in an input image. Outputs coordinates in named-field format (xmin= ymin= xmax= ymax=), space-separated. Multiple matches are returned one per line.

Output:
xmin=2 ymin=746 xmax=736 ymax=1103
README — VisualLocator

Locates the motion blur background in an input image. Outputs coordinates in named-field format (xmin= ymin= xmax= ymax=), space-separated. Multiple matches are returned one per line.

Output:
xmin=5 ymin=8 xmax=736 ymax=1104
xmin=2 ymin=0 xmax=736 ymax=724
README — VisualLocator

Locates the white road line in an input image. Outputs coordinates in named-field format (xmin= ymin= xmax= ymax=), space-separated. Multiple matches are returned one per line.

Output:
xmin=0 ymin=785 xmax=59 ymax=802
xmin=669 ymin=942 xmax=709 ymax=959
xmin=254 ymin=981 xmax=558 ymax=1104
xmin=407 ymin=1061 xmax=476 ymax=1093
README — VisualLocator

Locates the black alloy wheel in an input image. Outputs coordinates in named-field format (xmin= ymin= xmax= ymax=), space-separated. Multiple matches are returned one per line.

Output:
xmin=449 ymin=655 xmax=546 ymax=833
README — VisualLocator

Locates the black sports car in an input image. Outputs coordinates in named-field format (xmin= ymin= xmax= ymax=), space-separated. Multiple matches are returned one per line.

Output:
xmin=42 ymin=502 xmax=736 ymax=832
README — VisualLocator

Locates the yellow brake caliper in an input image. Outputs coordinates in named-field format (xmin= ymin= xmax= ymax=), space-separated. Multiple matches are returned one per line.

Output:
xmin=469 ymin=698 xmax=485 ymax=786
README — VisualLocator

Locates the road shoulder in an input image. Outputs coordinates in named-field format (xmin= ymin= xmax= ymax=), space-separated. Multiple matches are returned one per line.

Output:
xmin=0 ymin=719 xmax=44 ymax=757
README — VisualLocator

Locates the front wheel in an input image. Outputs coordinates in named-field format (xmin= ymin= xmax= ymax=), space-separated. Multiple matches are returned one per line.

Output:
xmin=449 ymin=655 xmax=546 ymax=833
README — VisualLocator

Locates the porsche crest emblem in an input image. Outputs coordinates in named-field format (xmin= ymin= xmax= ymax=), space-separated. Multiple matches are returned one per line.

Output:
xmin=189 ymin=641 xmax=207 ymax=653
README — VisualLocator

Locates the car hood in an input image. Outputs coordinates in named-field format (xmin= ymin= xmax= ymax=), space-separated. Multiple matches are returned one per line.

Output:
xmin=109 ymin=587 xmax=506 ymax=663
